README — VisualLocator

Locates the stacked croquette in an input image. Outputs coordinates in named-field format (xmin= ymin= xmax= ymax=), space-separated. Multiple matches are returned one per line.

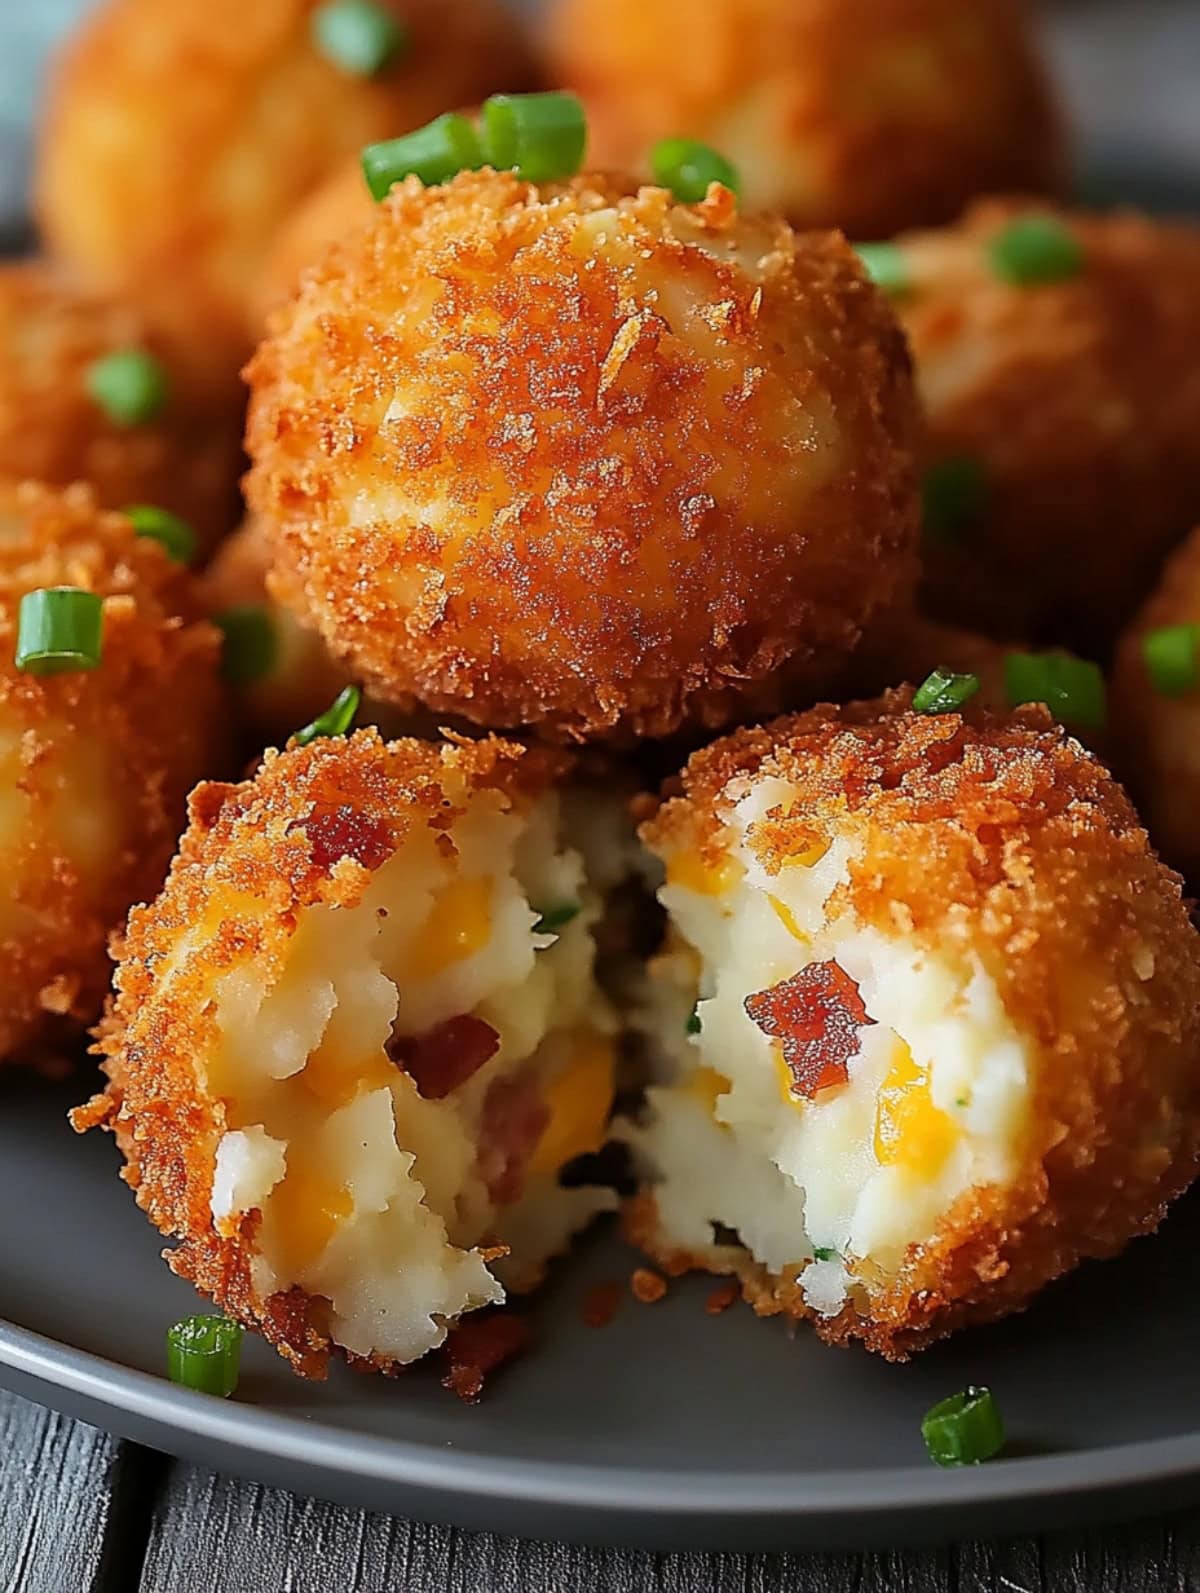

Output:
xmin=6 ymin=0 xmax=1197 ymax=1383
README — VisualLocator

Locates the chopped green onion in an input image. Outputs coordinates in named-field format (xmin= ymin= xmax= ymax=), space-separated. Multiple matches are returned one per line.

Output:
xmin=15 ymin=587 xmax=103 ymax=675
xmin=1004 ymin=651 xmax=1106 ymax=731
xmin=1143 ymin=623 xmax=1200 ymax=697
xmin=854 ymin=241 xmax=909 ymax=299
xmin=86 ymin=349 xmax=168 ymax=426
xmin=214 ymin=605 xmax=276 ymax=686
xmin=533 ymin=902 xmax=581 ymax=934
xmin=811 ymin=1246 xmax=837 ymax=1263
xmin=921 ymin=1386 xmax=1005 ymax=1467
xmin=294 ymin=684 xmax=361 ymax=747
xmin=362 ymin=113 xmax=483 ymax=199
xmin=123 ymin=504 xmax=196 ymax=565
xmin=912 ymin=668 xmax=980 ymax=715
xmin=650 ymin=137 xmax=740 ymax=204
xmin=312 ymin=0 xmax=406 ymax=76
xmin=167 ymin=1315 xmax=243 ymax=1397
xmin=988 ymin=215 xmax=1084 ymax=287
xmin=481 ymin=92 xmax=587 ymax=183
xmin=686 ymin=1005 xmax=702 ymax=1036
xmin=922 ymin=455 xmax=987 ymax=544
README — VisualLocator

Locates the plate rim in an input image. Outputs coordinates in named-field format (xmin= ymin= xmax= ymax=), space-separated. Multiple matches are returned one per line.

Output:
xmin=6 ymin=1315 xmax=1200 ymax=1536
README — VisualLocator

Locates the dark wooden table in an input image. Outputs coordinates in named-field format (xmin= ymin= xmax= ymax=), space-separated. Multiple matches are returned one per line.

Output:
xmin=4 ymin=1387 xmax=1200 ymax=1592
xmin=4 ymin=5 xmax=1200 ymax=1590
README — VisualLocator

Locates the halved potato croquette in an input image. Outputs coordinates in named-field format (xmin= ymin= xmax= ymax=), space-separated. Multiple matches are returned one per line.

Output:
xmin=546 ymin=0 xmax=1063 ymax=238
xmin=625 ymin=691 xmax=1200 ymax=1357
xmin=76 ymin=731 xmax=621 ymax=1376
xmin=0 ymin=481 xmax=226 ymax=1064
xmin=246 ymin=169 xmax=919 ymax=742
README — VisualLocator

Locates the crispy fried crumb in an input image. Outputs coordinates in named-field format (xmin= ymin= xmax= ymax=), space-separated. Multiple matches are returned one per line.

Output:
xmin=630 ymin=1267 xmax=668 ymax=1303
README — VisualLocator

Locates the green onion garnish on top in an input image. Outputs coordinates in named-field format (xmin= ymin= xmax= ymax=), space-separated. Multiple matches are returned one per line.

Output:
xmin=533 ymin=902 xmax=581 ymax=935
xmin=123 ymin=504 xmax=196 ymax=565
xmin=294 ymin=683 xmax=361 ymax=747
xmin=167 ymin=1314 xmax=243 ymax=1397
xmin=312 ymin=0 xmax=407 ymax=76
xmin=912 ymin=668 xmax=980 ymax=716
xmin=854 ymin=241 xmax=909 ymax=299
xmin=362 ymin=112 xmax=484 ymax=199
xmin=1143 ymin=623 xmax=1200 ymax=697
xmin=86 ymin=348 xmax=168 ymax=426
xmin=480 ymin=92 xmax=587 ymax=183
xmin=1004 ymin=650 xmax=1106 ymax=731
xmin=650 ymin=138 xmax=740 ymax=204
xmin=922 ymin=455 xmax=987 ymax=545
xmin=921 ymin=1385 xmax=1005 ymax=1467
xmin=214 ymin=605 xmax=276 ymax=686
xmin=15 ymin=587 xmax=103 ymax=675
xmin=988 ymin=215 xmax=1084 ymax=287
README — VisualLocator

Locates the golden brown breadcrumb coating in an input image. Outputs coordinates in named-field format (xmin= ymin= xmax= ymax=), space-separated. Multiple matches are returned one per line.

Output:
xmin=251 ymin=157 xmax=374 ymax=332
xmin=1113 ymin=526 xmax=1200 ymax=881
xmin=0 ymin=481 xmax=226 ymax=1065
xmin=75 ymin=730 xmax=568 ymax=1375
xmin=36 ymin=0 xmax=533 ymax=394
xmin=0 ymin=261 xmax=242 ymax=553
xmin=546 ymin=0 xmax=1063 ymax=238
xmin=633 ymin=689 xmax=1200 ymax=1357
xmin=246 ymin=169 xmax=919 ymax=741
xmin=898 ymin=202 xmax=1200 ymax=651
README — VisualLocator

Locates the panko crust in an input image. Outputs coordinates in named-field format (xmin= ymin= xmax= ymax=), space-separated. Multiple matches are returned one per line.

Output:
xmin=77 ymin=729 xmax=569 ymax=1374
xmin=36 ymin=0 xmax=534 ymax=392
xmin=0 ymin=261 xmax=241 ymax=552
xmin=1112 ymin=526 xmax=1200 ymax=880
xmin=0 ymin=481 xmax=226 ymax=1064
xmin=247 ymin=168 xmax=919 ymax=741
xmin=547 ymin=0 xmax=1063 ymax=238
xmin=638 ymin=690 xmax=1200 ymax=1356
xmin=900 ymin=203 xmax=1200 ymax=650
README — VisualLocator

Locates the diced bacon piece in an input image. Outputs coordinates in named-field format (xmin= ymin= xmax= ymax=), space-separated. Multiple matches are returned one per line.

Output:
xmin=293 ymin=804 xmax=392 ymax=872
xmin=388 ymin=1015 xmax=500 ymax=1100
xmin=441 ymin=1311 xmax=531 ymax=1403
xmin=476 ymin=1072 xmax=551 ymax=1205
xmin=744 ymin=961 xmax=873 ymax=1098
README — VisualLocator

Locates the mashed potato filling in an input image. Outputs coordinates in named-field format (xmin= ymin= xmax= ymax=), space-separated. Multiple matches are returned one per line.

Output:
xmin=203 ymin=790 xmax=616 ymax=1365
xmin=629 ymin=776 xmax=1031 ymax=1317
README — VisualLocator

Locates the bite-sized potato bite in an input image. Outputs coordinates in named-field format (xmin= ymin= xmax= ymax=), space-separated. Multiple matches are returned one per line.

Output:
xmin=204 ymin=517 xmax=423 ymax=749
xmin=0 ymin=482 xmax=225 ymax=1065
xmin=625 ymin=691 xmax=1200 ymax=1358
xmin=252 ymin=158 xmax=373 ymax=331
xmin=76 ymin=731 xmax=620 ymax=1375
xmin=36 ymin=0 xmax=532 ymax=393
xmin=0 ymin=261 xmax=241 ymax=552
xmin=247 ymin=169 xmax=919 ymax=742
xmin=1113 ymin=527 xmax=1200 ymax=881
xmin=890 ymin=203 xmax=1200 ymax=650
xmin=546 ymin=0 xmax=1062 ymax=239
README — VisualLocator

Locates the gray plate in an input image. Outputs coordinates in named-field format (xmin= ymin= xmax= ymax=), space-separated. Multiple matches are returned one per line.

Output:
xmin=5 ymin=1071 xmax=1200 ymax=1550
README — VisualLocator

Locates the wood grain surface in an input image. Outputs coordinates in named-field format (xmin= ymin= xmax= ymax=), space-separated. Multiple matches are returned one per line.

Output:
xmin=4 ymin=1390 xmax=1199 ymax=1592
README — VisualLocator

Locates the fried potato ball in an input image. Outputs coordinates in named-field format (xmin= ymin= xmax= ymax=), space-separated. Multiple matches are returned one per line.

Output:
xmin=0 ymin=261 xmax=242 ymax=553
xmin=76 ymin=731 xmax=622 ymax=1375
xmin=36 ymin=0 xmax=533 ymax=394
xmin=624 ymin=690 xmax=1200 ymax=1358
xmin=251 ymin=158 xmax=374 ymax=332
xmin=204 ymin=517 xmax=423 ymax=750
xmin=1113 ymin=527 xmax=1200 ymax=881
xmin=545 ymin=0 xmax=1063 ymax=239
xmin=892 ymin=202 xmax=1200 ymax=651
xmin=246 ymin=169 xmax=919 ymax=742
xmin=0 ymin=481 xmax=225 ymax=1066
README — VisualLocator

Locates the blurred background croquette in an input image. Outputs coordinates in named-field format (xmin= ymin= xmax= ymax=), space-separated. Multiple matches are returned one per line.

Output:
xmin=77 ymin=730 xmax=620 ymax=1375
xmin=35 ymin=0 xmax=535 ymax=395
xmin=0 ymin=480 xmax=225 ymax=1068
xmin=624 ymin=690 xmax=1200 ymax=1358
xmin=1113 ymin=526 xmax=1200 ymax=882
xmin=0 ymin=259 xmax=242 ymax=555
xmin=250 ymin=157 xmax=373 ymax=333
xmin=545 ymin=0 xmax=1063 ymax=240
xmin=880 ymin=201 xmax=1200 ymax=653
xmin=246 ymin=168 xmax=920 ymax=743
